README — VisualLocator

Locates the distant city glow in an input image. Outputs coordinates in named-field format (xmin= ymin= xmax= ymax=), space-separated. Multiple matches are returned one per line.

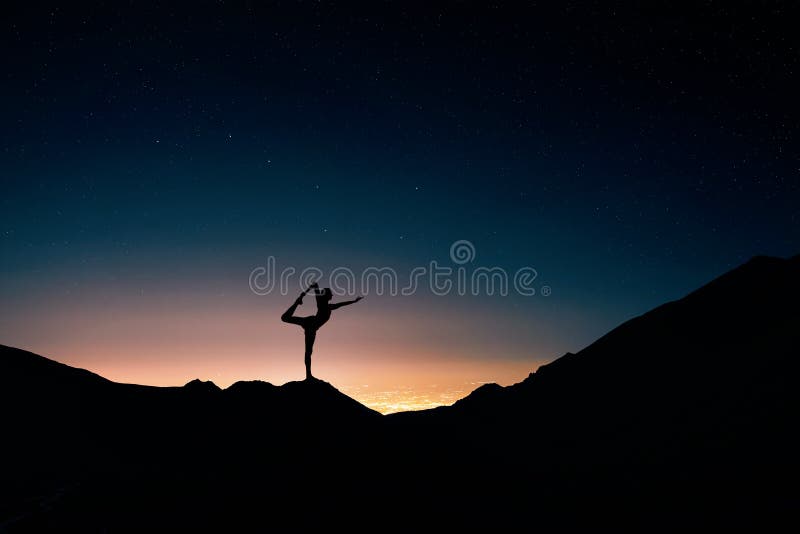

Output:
xmin=339 ymin=383 xmax=485 ymax=414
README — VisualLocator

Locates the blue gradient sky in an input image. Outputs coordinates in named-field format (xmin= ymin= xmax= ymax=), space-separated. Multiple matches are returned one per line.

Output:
xmin=2 ymin=4 xmax=798 ymax=411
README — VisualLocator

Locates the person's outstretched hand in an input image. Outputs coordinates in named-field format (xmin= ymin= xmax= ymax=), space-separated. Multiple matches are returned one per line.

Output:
xmin=355 ymin=296 xmax=363 ymax=302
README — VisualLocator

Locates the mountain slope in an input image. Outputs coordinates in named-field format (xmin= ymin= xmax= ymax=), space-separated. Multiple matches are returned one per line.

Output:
xmin=387 ymin=254 xmax=800 ymax=524
xmin=423 ymin=254 xmax=800 ymax=423
xmin=387 ymin=257 xmax=800 ymax=530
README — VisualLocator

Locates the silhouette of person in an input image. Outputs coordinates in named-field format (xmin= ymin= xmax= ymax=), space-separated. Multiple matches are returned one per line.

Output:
xmin=281 ymin=283 xmax=363 ymax=380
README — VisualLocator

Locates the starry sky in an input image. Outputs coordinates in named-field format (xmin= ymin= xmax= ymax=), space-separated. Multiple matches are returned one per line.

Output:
xmin=2 ymin=3 xmax=799 ymax=412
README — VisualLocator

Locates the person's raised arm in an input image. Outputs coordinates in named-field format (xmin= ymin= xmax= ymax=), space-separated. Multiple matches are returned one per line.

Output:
xmin=329 ymin=296 xmax=363 ymax=310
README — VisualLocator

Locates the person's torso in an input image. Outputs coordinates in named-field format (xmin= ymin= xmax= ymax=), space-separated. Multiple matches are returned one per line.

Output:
xmin=314 ymin=309 xmax=331 ymax=327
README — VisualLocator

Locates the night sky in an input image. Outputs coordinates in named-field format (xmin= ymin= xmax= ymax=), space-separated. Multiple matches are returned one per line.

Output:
xmin=2 ymin=3 xmax=799 ymax=412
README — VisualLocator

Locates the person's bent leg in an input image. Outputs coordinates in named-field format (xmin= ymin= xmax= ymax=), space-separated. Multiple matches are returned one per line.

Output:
xmin=281 ymin=296 xmax=305 ymax=325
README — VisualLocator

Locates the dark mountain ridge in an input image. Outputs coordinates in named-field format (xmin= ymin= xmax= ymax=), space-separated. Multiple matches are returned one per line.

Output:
xmin=2 ymin=254 xmax=798 ymax=530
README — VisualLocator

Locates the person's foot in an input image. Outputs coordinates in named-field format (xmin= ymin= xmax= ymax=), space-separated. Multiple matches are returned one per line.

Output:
xmin=295 ymin=292 xmax=305 ymax=305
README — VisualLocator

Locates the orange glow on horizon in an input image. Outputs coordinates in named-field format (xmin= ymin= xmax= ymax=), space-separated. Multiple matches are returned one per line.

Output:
xmin=1 ymin=286 xmax=556 ymax=414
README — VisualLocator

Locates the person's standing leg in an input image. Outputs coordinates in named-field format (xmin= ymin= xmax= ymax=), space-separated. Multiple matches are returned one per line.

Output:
xmin=304 ymin=328 xmax=317 ymax=380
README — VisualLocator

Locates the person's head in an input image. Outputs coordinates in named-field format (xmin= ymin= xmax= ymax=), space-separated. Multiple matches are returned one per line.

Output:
xmin=315 ymin=287 xmax=333 ymax=304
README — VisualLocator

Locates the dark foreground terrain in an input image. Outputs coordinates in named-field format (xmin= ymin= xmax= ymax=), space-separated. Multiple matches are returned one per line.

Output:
xmin=2 ymin=255 xmax=798 ymax=531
